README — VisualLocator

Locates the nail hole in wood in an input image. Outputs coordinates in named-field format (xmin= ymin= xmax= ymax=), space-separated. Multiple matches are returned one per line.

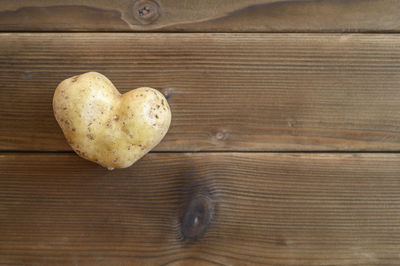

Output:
xmin=132 ymin=0 xmax=161 ymax=25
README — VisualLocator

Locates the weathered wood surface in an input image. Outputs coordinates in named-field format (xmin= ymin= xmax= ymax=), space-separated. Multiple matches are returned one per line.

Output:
xmin=1 ymin=153 xmax=400 ymax=265
xmin=0 ymin=0 xmax=399 ymax=32
xmin=1 ymin=33 xmax=400 ymax=151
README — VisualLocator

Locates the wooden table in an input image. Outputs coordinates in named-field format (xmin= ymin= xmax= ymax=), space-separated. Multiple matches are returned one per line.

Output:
xmin=1 ymin=1 xmax=400 ymax=265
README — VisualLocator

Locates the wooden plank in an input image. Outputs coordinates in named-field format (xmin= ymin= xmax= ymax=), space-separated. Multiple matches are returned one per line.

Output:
xmin=0 ymin=0 xmax=399 ymax=32
xmin=1 ymin=152 xmax=400 ymax=264
xmin=1 ymin=33 xmax=400 ymax=152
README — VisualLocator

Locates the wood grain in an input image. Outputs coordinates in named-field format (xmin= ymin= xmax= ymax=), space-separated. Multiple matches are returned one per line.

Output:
xmin=1 ymin=152 xmax=400 ymax=265
xmin=0 ymin=0 xmax=399 ymax=32
xmin=1 ymin=33 xmax=400 ymax=152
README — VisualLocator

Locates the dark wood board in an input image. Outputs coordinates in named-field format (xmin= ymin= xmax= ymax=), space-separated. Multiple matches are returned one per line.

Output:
xmin=1 ymin=1 xmax=399 ymax=265
xmin=1 ymin=152 xmax=400 ymax=265
xmin=1 ymin=33 xmax=400 ymax=151
xmin=0 ymin=0 xmax=399 ymax=32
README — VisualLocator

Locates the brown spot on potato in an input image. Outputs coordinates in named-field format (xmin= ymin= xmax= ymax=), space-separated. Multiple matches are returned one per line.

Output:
xmin=87 ymin=134 xmax=94 ymax=140
xmin=71 ymin=75 xmax=79 ymax=82
xmin=161 ymin=99 xmax=164 ymax=105
xmin=114 ymin=115 xmax=119 ymax=121
xmin=72 ymin=128 xmax=76 ymax=132
xmin=63 ymin=107 xmax=67 ymax=110
xmin=155 ymin=114 xmax=159 ymax=119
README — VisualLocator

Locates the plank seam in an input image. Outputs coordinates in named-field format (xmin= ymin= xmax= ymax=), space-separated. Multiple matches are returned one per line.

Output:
xmin=1 ymin=150 xmax=400 ymax=154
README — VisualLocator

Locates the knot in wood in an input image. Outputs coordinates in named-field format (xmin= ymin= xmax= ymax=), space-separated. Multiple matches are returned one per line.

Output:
xmin=215 ymin=130 xmax=227 ymax=141
xmin=161 ymin=87 xmax=173 ymax=99
xmin=132 ymin=0 xmax=160 ymax=25
xmin=181 ymin=193 xmax=214 ymax=241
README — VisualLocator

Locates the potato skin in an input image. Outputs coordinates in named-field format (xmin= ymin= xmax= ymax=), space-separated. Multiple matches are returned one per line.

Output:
xmin=53 ymin=72 xmax=171 ymax=169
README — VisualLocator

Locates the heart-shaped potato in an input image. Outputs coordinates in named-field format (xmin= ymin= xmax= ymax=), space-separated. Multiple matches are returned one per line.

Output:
xmin=53 ymin=72 xmax=171 ymax=169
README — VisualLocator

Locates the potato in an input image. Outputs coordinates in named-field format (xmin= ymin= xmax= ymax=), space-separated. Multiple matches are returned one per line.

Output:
xmin=53 ymin=72 xmax=171 ymax=169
